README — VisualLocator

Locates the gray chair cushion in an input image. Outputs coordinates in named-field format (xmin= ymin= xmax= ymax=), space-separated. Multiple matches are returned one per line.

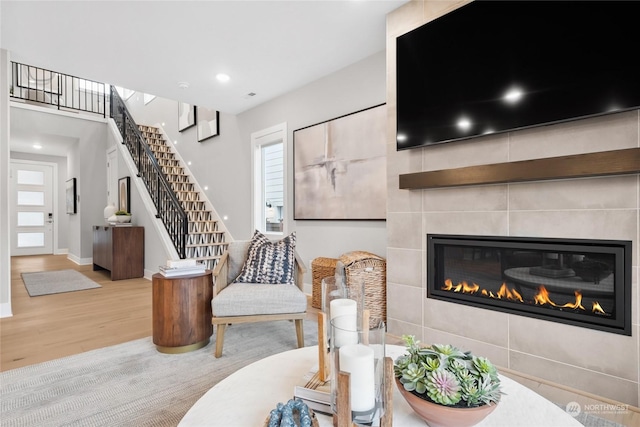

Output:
xmin=212 ymin=282 xmax=307 ymax=317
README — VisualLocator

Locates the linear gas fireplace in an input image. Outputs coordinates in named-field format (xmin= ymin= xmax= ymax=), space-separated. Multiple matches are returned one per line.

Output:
xmin=427 ymin=234 xmax=632 ymax=335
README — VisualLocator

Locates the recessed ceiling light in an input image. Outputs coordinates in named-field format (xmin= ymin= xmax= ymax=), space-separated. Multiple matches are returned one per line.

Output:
xmin=178 ymin=81 xmax=190 ymax=89
xmin=33 ymin=144 xmax=42 ymax=149
xmin=216 ymin=73 xmax=230 ymax=83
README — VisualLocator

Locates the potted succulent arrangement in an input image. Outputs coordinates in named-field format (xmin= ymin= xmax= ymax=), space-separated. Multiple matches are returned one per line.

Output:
xmin=394 ymin=335 xmax=503 ymax=427
xmin=114 ymin=210 xmax=132 ymax=223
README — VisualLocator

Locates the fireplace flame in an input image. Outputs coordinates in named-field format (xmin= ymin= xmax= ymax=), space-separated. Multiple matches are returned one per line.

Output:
xmin=443 ymin=278 xmax=454 ymax=291
xmin=592 ymin=301 xmax=606 ymax=314
xmin=558 ymin=290 xmax=585 ymax=310
xmin=496 ymin=283 xmax=523 ymax=302
xmin=443 ymin=280 xmax=608 ymax=315
xmin=443 ymin=279 xmax=479 ymax=294
xmin=533 ymin=285 xmax=556 ymax=306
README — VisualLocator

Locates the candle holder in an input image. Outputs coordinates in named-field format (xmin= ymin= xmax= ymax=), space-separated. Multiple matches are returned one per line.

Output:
xmin=329 ymin=312 xmax=390 ymax=426
xmin=319 ymin=274 xmax=365 ymax=382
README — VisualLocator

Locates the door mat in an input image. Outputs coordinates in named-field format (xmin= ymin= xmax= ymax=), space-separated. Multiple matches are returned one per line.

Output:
xmin=21 ymin=269 xmax=101 ymax=296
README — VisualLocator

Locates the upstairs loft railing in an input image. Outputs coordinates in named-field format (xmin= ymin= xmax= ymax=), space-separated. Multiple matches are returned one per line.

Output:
xmin=10 ymin=62 xmax=106 ymax=117
xmin=110 ymin=86 xmax=188 ymax=258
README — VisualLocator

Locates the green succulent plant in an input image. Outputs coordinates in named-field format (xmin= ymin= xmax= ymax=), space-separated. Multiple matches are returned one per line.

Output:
xmin=114 ymin=210 xmax=131 ymax=216
xmin=394 ymin=335 xmax=503 ymax=408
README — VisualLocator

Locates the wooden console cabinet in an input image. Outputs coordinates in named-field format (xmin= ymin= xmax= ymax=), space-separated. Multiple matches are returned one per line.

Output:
xmin=93 ymin=225 xmax=144 ymax=280
xmin=152 ymin=271 xmax=213 ymax=353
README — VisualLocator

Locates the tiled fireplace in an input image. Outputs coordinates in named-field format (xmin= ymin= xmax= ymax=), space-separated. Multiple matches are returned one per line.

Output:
xmin=386 ymin=0 xmax=639 ymax=407
xmin=427 ymin=234 xmax=632 ymax=335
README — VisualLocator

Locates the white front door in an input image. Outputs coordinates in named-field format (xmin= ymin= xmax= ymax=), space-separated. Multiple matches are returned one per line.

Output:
xmin=10 ymin=161 xmax=55 ymax=256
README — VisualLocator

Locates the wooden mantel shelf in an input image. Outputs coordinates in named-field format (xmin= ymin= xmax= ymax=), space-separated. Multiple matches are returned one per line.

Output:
xmin=399 ymin=147 xmax=640 ymax=189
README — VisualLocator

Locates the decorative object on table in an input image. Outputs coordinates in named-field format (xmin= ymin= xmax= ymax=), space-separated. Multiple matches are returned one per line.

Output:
xmin=103 ymin=203 xmax=117 ymax=223
xmin=114 ymin=210 xmax=132 ymax=223
xmin=178 ymin=101 xmax=196 ymax=132
xmin=118 ymin=176 xmax=130 ymax=213
xmin=394 ymin=335 xmax=502 ymax=427
xmin=293 ymin=103 xmax=386 ymax=220
xmin=65 ymin=177 xmax=77 ymax=214
xmin=264 ymin=399 xmax=319 ymax=427
xmin=158 ymin=258 xmax=206 ymax=277
xmin=293 ymin=375 xmax=331 ymax=415
xmin=329 ymin=309 xmax=391 ymax=427
xmin=196 ymin=106 xmax=219 ymax=141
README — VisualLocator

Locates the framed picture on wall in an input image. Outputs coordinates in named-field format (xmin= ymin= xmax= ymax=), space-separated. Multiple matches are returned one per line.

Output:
xmin=65 ymin=178 xmax=76 ymax=214
xmin=118 ymin=176 xmax=130 ymax=213
xmin=178 ymin=102 xmax=196 ymax=132
xmin=196 ymin=106 xmax=220 ymax=142
xmin=293 ymin=104 xmax=387 ymax=220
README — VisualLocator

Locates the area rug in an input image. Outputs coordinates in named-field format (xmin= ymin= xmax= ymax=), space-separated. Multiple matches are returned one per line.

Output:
xmin=21 ymin=269 xmax=101 ymax=297
xmin=0 ymin=319 xmax=319 ymax=427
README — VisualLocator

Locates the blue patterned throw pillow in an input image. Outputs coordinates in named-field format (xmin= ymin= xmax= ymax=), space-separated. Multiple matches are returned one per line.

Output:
xmin=233 ymin=230 xmax=297 ymax=284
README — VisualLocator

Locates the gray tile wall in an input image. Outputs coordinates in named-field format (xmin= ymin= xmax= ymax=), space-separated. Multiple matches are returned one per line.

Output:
xmin=386 ymin=0 xmax=640 ymax=406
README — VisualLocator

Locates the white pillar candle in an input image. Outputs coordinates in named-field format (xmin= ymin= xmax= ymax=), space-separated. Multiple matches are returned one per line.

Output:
xmin=330 ymin=299 xmax=357 ymax=347
xmin=338 ymin=343 xmax=376 ymax=412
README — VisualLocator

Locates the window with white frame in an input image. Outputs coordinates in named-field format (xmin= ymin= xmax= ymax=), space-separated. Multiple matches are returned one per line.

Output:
xmin=252 ymin=123 xmax=287 ymax=236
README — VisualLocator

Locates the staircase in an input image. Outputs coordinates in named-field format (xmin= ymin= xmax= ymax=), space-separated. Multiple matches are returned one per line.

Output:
xmin=137 ymin=124 xmax=229 ymax=270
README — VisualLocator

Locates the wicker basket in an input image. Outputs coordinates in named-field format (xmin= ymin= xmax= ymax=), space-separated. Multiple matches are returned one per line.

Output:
xmin=311 ymin=257 xmax=338 ymax=309
xmin=339 ymin=251 xmax=387 ymax=325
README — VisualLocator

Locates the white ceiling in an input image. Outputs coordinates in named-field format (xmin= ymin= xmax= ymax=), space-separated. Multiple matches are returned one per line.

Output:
xmin=1 ymin=0 xmax=406 ymax=116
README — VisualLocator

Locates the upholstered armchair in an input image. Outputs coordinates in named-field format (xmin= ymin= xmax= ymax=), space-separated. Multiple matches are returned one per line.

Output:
xmin=211 ymin=235 xmax=307 ymax=357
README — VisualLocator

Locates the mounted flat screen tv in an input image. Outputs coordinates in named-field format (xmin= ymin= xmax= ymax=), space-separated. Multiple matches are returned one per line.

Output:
xmin=396 ymin=1 xmax=640 ymax=150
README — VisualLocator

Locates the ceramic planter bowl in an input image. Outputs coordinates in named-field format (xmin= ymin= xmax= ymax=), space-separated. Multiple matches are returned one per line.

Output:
xmin=395 ymin=378 xmax=498 ymax=427
xmin=116 ymin=215 xmax=131 ymax=223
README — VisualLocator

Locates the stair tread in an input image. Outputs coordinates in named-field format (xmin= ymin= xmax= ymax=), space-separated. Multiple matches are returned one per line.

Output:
xmin=186 ymin=242 xmax=227 ymax=248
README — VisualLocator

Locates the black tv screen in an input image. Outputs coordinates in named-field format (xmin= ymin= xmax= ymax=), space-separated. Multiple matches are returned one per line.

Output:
xmin=396 ymin=1 xmax=640 ymax=150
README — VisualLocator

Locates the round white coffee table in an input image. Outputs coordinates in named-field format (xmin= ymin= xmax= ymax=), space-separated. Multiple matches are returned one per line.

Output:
xmin=179 ymin=345 xmax=583 ymax=426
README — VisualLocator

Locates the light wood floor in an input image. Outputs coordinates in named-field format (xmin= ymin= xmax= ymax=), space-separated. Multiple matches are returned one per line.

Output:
xmin=1 ymin=254 xmax=153 ymax=371
xmin=2 ymin=255 xmax=638 ymax=425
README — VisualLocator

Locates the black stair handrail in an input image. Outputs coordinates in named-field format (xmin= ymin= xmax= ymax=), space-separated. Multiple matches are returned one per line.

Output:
xmin=109 ymin=86 xmax=188 ymax=258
